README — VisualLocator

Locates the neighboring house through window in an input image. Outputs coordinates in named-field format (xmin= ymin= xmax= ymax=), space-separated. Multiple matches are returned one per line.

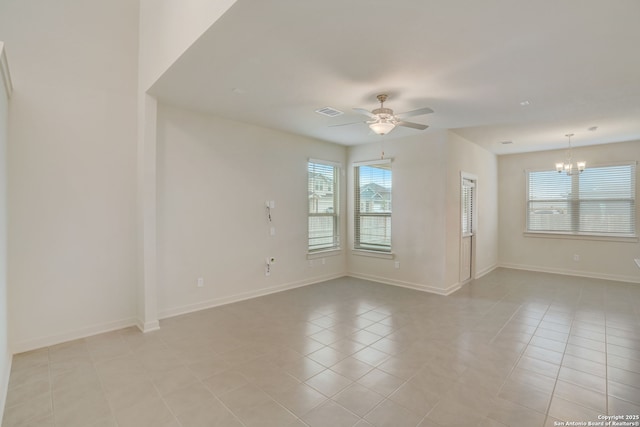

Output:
xmin=526 ymin=162 xmax=636 ymax=237
xmin=308 ymin=160 xmax=340 ymax=252
xmin=354 ymin=159 xmax=392 ymax=252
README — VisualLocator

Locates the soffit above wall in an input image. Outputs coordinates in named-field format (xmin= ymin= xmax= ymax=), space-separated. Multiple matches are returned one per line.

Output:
xmin=149 ymin=0 xmax=640 ymax=155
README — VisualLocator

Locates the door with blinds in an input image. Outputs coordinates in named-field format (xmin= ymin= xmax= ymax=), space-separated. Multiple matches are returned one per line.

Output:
xmin=460 ymin=175 xmax=476 ymax=283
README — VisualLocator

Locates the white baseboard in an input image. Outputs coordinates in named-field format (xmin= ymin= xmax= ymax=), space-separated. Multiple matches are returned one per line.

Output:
xmin=498 ymin=263 xmax=640 ymax=284
xmin=347 ymin=272 xmax=460 ymax=296
xmin=475 ymin=263 xmax=498 ymax=279
xmin=158 ymin=272 xmax=346 ymax=320
xmin=136 ymin=319 xmax=160 ymax=333
xmin=12 ymin=317 xmax=138 ymax=354
xmin=11 ymin=273 xmax=344 ymax=352
xmin=0 ymin=350 xmax=11 ymax=426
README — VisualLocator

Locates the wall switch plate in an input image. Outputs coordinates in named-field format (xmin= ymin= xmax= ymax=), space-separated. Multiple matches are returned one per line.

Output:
xmin=197 ymin=277 xmax=204 ymax=287
xmin=573 ymin=254 xmax=580 ymax=261
xmin=635 ymin=258 xmax=640 ymax=269
xmin=270 ymin=226 xmax=276 ymax=236
xmin=395 ymin=261 xmax=400 ymax=269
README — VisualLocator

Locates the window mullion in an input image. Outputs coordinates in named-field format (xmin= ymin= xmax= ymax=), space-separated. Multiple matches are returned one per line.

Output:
xmin=526 ymin=163 xmax=636 ymax=237
xmin=571 ymin=173 xmax=580 ymax=233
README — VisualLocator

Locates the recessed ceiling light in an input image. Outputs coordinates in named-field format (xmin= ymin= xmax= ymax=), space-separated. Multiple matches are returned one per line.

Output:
xmin=519 ymin=100 xmax=531 ymax=106
xmin=588 ymin=126 xmax=598 ymax=132
xmin=500 ymin=141 xmax=513 ymax=145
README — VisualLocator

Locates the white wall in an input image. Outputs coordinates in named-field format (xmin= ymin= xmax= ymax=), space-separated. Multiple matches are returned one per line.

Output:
xmin=138 ymin=0 xmax=237 ymax=91
xmin=137 ymin=0 xmax=237 ymax=331
xmin=0 ymin=41 xmax=12 ymax=422
xmin=156 ymin=103 xmax=348 ymax=317
xmin=0 ymin=0 xmax=140 ymax=352
xmin=445 ymin=131 xmax=499 ymax=287
xmin=347 ymin=132 xmax=452 ymax=293
xmin=499 ymin=140 xmax=640 ymax=283
xmin=346 ymin=131 xmax=498 ymax=294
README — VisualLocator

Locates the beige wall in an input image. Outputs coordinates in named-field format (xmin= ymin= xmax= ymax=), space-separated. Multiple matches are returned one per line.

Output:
xmin=347 ymin=133 xmax=449 ymax=293
xmin=0 ymin=0 xmax=635 ymax=374
xmin=0 ymin=42 xmax=11 ymax=419
xmin=445 ymin=132 xmax=499 ymax=288
xmin=156 ymin=104 xmax=348 ymax=317
xmin=347 ymin=131 xmax=499 ymax=294
xmin=138 ymin=0 xmax=237 ymax=91
xmin=0 ymin=0 xmax=140 ymax=352
xmin=499 ymin=140 xmax=640 ymax=282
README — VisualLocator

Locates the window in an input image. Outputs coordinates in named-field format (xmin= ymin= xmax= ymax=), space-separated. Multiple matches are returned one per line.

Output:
xmin=526 ymin=163 xmax=636 ymax=237
xmin=354 ymin=160 xmax=392 ymax=252
xmin=308 ymin=160 xmax=340 ymax=252
xmin=462 ymin=178 xmax=475 ymax=236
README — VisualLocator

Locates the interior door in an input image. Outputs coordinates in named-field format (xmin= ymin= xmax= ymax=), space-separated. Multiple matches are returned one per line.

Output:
xmin=460 ymin=177 xmax=475 ymax=283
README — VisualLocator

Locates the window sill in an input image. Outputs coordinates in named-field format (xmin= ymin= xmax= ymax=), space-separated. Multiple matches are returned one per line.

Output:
xmin=307 ymin=249 xmax=342 ymax=260
xmin=523 ymin=232 xmax=638 ymax=243
xmin=351 ymin=249 xmax=395 ymax=260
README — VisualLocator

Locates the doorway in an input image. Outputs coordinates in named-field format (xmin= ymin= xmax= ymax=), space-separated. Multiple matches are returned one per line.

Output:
xmin=460 ymin=173 xmax=477 ymax=283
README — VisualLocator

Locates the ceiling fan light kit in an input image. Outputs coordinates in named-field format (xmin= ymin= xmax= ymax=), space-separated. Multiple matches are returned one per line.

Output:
xmin=369 ymin=120 xmax=396 ymax=135
xmin=332 ymin=94 xmax=433 ymax=136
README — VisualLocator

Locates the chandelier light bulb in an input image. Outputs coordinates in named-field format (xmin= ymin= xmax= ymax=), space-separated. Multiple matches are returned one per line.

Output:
xmin=555 ymin=134 xmax=586 ymax=175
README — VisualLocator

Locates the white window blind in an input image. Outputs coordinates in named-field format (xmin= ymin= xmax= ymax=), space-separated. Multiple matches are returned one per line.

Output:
xmin=354 ymin=160 xmax=392 ymax=252
xmin=462 ymin=178 xmax=474 ymax=236
xmin=308 ymin=160 xmax=339 ymax=252
xmin=526 ymin=163 xmax=636 ymax=237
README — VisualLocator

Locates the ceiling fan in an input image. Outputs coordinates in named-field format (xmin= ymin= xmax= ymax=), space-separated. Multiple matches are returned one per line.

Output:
xmin=332 ymin=94 xmax=434 ymax=135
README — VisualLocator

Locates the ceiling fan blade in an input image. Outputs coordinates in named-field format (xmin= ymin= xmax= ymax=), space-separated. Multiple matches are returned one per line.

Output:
xmin=397 ymin=121 xmax=428 ymax=130
xmin=353 ymin=108 xmax=377 ymax=118
xmin=329 ymin=121 xmax=364 ymax=128
xmin=396 ymin=107 xmax=434 ymax=119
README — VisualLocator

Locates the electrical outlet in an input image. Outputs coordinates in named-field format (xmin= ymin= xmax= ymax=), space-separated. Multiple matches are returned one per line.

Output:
xmin=573 ymin=254 xmax=580 ymax=262
xmin=197 ymin=277 xmax=204 ymax=287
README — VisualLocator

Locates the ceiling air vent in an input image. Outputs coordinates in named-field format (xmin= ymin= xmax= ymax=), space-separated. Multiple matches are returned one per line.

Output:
xmin=315 ymin=107 xmax=343 ymax=117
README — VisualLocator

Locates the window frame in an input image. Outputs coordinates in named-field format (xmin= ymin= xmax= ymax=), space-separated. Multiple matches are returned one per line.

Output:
xmin=461 ymin=175 xmax=476 ymax=238
xmin=525 ymin=161 xmax=637 ymax=241
xmin=307 ymin=159 xmax=341 ymax=254
xmin=353 ymin=159 xmax=393 ymax=254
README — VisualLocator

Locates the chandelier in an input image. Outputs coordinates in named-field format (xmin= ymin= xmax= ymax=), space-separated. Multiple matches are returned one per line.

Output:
xmin=555 ymin=133 xmax=586 ymax=175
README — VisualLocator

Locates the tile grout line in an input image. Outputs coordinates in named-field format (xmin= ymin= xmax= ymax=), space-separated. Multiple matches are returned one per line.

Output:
xmin=500 ymin=298 xmax=555 ymax=426
xmin=541 ymin=286 xmax=582 ymax=424
xmin=423 ymin=279 xmax=541 ymax=426
xmin=604 ymin=283 xmax=609 ymax=416
xmin=6 ymin=272 xmax=639 ymax=427
xmin=155 ymin=332 xmax=249 ymax=427
xmin=47 ymin=347 xmax=55 ymax=427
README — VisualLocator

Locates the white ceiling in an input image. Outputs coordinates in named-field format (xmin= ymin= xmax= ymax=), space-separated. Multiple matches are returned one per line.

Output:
xmin=149 ymin=0 xmax=640 ymax=155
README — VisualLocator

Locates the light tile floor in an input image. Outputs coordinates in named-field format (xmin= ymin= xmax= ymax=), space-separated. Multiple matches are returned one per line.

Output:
xmin=3 ymin=268 xmax=640 ymax=427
